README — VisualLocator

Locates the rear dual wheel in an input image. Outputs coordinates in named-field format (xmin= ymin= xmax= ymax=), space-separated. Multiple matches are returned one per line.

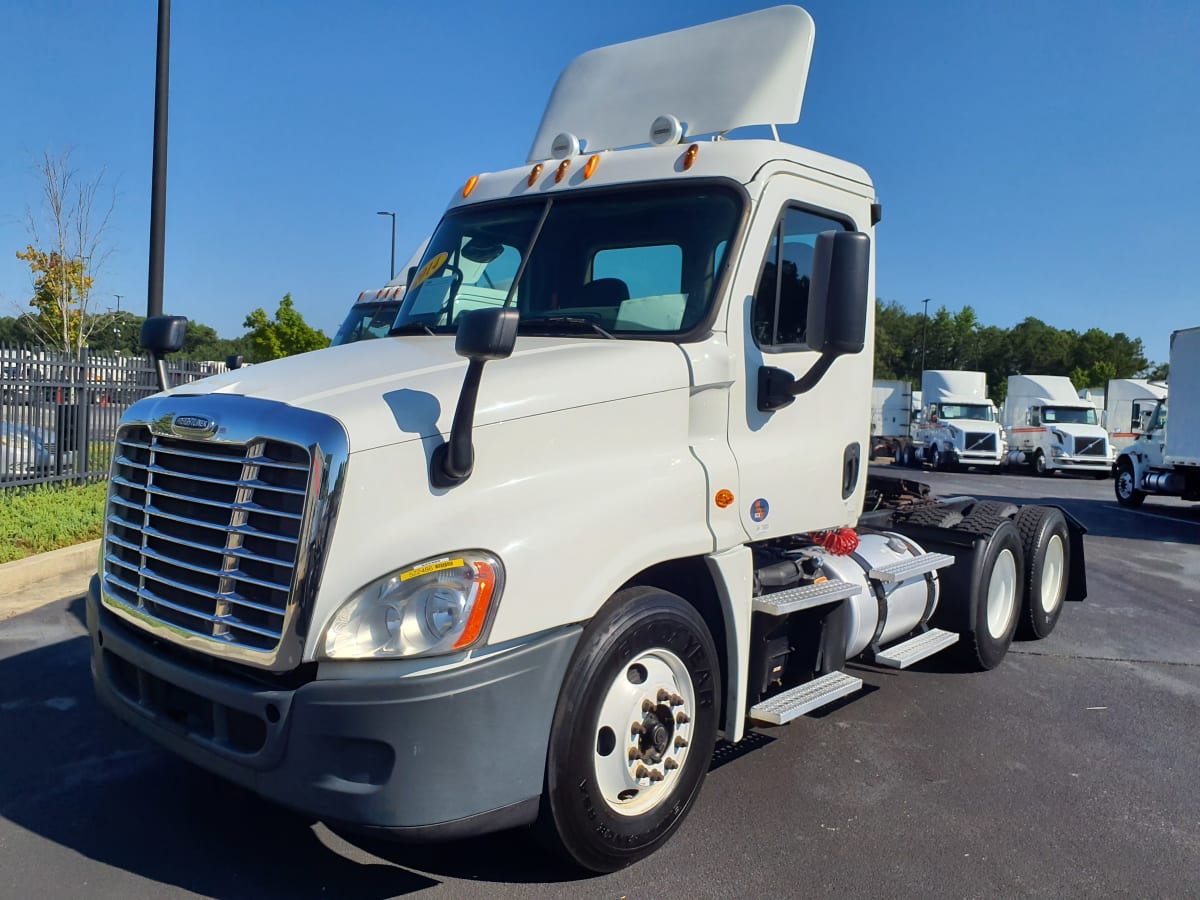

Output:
xmin=539 ymin=587 xmax=720 ymax=873
xmin=1014 ymin=506 xmax=1070 ymax=639
xmin=961 ymin=520 xmax=1024 ymax=670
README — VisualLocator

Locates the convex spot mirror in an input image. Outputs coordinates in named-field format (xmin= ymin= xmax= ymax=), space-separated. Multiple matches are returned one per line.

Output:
xmin=805 ymin=230 xmax=869 ymax=357
xmin=140 ymin=316 xmax=189 ymax=355
xmin=455 ymin=307 xmax=519 ymax=361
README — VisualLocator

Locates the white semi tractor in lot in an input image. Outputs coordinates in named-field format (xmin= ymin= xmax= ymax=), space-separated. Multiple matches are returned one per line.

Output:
xmin=1115 ymin=327 xmax=1200 ymax=507
xmin=893 ymin=370 xmax=1007 ymax=470
xmin=1004 ymin=375 xmax=1112 ymax=478
xmin=87 ymin=7 xmax=1087 ymax=872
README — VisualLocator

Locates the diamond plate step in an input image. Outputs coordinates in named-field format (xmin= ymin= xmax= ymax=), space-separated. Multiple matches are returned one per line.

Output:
xmin=753 ymin=579 xmax=861 ymax=616
xmin=748 ymin=671 xmax=863 ymax=724
xmin=869 ymin=552 xmax=955 ymax=584
xmin=874 ymin=628 xmax=959 ymax=669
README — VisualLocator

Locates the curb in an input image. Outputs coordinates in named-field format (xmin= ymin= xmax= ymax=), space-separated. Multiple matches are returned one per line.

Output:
xmin=0 ymin=539 xmax=100 ymax=597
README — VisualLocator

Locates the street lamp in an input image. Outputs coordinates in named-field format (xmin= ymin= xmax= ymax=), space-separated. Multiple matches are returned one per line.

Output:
xmin=920 ymin=297 xmax=931 ymax=374
xmin=113 ymin=293 xmax=123 ymax=314
xmin=377 ymin=211 xmax=396 ymax=280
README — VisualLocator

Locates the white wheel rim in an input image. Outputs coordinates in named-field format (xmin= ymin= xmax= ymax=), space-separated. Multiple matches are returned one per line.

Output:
xmin=592 ymin=648 xmax=695 ymax=817
xmin=986 ymin=548 xmax=1018 ymax=639
xmin=1118 ymin=471 xmax=1134 ymax=498
xmin=1040 ymin=534 xmax=1065 ymax=615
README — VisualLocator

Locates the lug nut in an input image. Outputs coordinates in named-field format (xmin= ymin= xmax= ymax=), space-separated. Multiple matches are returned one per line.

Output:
xmin=657 ymin=688 xmax=670 ymax=702
xmin=674 ymin=736 xmax=688 ymax=749
xmin=663 ymin=757 xmax=679 ymax=771
xmin=670 ymin=693 xmax=685 ymax=706
xmin=675 ymin=712 xmax=690 ymax=725
xmin=635 ymin=765 xmax=650 ymax=779
xmin=642 ymin=699 xmax=654 ymax=713
xmin=628 ymin=747 xmax=641 ymax=761
xmin=631 ymin=722 xmax=645 ymax=736
xmin=648 ymin=768 xmax=665 ymax=782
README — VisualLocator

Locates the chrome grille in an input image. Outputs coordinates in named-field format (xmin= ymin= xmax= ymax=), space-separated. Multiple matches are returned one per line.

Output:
xmin=1074 ymin=437 xmax=1107 ymax=457
xmin=103 ymin=424 xmax=311 ymax=655
xmin=965 ymin=432 xmax=996 ymax=452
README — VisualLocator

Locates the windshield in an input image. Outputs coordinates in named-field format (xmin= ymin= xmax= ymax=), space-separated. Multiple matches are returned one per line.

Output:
xmin=332 ymin=300 xmax=403 ymax=346
xmin=393 ymin=184 xmax=743 ymax=338
xmin=1146 ymin=400 xmax=1167 ymax=433
xmin=938 ymin=403 xmax=993 ymax=421
xmin=1043 ymin=406 xmax=1098 ymax=426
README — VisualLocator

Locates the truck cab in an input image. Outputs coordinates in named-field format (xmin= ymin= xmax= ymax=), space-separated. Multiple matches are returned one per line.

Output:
xmin=1004 ymin=375 xmax=1111 ymax=478
xmin=87 ymin=6 xmax=1086 ymax=873
xmin=901 ymin=370 xmax=1007 ymax=470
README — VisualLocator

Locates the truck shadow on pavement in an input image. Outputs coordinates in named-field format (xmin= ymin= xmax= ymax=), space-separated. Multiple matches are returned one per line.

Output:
xmin=0 ymin=602 xmax=599 ymax=896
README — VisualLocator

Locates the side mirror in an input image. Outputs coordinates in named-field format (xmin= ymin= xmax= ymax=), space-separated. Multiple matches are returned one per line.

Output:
xmin=140 ymin=315 xmax=189 ymax=355
xmin=431 ymin=307 xmax=520 ymax=488
xmin=140 ymin=315 xmax=189 ymax=392
xmin=805 ymin=230 xmax=869 ymax=356
xmin=226 ymin=354 xmax=244 ymax=371
xmin=758 ymin=230 xmax=870 ymax=412
xmin=455 ymin=307 xmax=519 ymax=361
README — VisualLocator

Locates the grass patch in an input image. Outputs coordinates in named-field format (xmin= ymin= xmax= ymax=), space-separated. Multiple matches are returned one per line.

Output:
xmin=0 ymin=481 xmax=108 ymax=564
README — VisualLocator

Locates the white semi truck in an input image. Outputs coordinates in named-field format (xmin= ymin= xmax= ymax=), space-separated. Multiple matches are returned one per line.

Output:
xmin=87 ymin=7 xmax=1087 ymax=872
xmin=1105 ymin=378 xmax=1168 ymax=453
xmin=893 ymin=370 xmax=1007 ymax=470
xmin=1115 ymin=327 xmax=1200 ymax=507
xmin=1004 ymin=375 xmax=1111 ymax=478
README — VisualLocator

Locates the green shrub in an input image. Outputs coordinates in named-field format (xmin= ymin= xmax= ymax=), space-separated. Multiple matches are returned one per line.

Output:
xmin=0 ymin=481 xmax=107 ymax=564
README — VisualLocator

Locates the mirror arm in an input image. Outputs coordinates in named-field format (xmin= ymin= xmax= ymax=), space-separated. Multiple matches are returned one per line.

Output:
xmin=757 ymin=353 xmax=836 ymax=411
xmin=154 ymin=355 xmax=170 ymax=393
xmin=431 ymin=358 xmax=486 ymax=488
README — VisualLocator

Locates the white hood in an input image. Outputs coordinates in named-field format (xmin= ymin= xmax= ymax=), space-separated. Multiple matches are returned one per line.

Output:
xmin=166 ymin=336 xmax=691 ymax=453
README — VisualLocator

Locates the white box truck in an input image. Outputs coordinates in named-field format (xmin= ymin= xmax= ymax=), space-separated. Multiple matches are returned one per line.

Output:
xmin=1115 ymin=327 xmax=1200 ymax=506
xmin=88 ymin=7 xmax=1087 ymax=872
xmin=1105 ymin=378 xmax=1168 ymax=453
xmin=869 ymin=379 xmax=913 ymax=459
xmin=1004 ymin=375 xmax=1111 ymax=478
xmin=893 ymin=370 xmax=1007 ymax=470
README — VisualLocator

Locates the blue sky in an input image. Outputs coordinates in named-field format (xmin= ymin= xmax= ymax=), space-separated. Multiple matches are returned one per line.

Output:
xmin=1 ymin=1 xmax=1197 ymax=365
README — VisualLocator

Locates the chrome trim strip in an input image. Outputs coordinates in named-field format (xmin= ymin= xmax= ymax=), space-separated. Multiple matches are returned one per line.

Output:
xmin=100 ymin=394 xmax=349 ymax=671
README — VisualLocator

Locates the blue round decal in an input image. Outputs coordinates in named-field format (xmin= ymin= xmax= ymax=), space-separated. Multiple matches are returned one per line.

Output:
xmin=750 ymin=498 xmax=770 ymax=522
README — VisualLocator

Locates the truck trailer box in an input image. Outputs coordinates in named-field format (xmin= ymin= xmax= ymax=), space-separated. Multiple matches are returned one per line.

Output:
xmin=1166 ymin=326 xmax=1200 ymax=466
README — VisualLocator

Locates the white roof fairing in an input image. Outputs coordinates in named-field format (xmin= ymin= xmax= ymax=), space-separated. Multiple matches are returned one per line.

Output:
xmin=527 ymin=5 xmax=816 ymax=163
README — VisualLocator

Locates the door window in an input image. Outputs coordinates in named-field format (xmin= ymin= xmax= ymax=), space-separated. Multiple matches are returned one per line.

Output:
xmin=751 ymin=208 xmax=845 ymax=350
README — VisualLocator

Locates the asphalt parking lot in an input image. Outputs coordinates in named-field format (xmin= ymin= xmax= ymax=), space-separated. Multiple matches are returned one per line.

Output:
xmin=1 ymin=465 xmax=1197 ymax=899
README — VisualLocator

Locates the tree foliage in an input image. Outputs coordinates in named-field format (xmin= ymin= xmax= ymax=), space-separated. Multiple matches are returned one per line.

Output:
xmin=874 ymin=301 xmax=1156 ymax=401
xmin=15 ymin=149 xmax=114 ymax=355
xmin=242 ymin=294 xmax=330 ymax=362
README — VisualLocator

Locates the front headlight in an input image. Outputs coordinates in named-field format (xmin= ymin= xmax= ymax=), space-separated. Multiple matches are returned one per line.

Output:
xmin=322 ymin=551 xmax=503 ymax=659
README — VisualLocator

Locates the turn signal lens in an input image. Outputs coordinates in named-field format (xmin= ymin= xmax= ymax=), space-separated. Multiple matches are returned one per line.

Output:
xmin=715 ymin=489 xmax=734 ymax=508
xmin=462 ymin=175 xmax=480 ymax=198
xmin=583 ymin=154 xmax=600 ymax=180
xmin=527 ymin=163 xmax=544 ymax=186
xmin=555 ymin=159 xmax=571 ymax=183
xmin=682 ymin=144 xmax=699 ymax=171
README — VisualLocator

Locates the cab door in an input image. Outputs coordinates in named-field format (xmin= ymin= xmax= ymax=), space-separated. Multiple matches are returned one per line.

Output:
xmin=724 ymin=174 xmax=874 ymax=539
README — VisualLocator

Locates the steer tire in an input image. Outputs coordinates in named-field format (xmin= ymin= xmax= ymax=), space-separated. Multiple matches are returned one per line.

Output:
xmin=1114 ymin=459 xmax=1146 ymax=508
xmin=537 ymin=587 xmax=720 ymax=873
xmin=1013 ymin=506 xmax=1070 ymax=640
xmin=960 ymin=520 xmax=1024 ymax=671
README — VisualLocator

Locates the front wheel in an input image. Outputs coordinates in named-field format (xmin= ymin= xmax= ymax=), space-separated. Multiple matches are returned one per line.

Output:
xmin=930 ymin=444 xmax=942 ymax=470
xmin=538 ymin=587 xmax=720 ymax=873
xmin=1114 ymin=459 xmax=1145 ymax=508
xmin=1033 ymin=451 xmax=1051 ymax=477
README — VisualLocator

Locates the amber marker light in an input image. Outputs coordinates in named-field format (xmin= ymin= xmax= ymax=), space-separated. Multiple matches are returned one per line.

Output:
xmin=715 ymin=489 xmax=734 ymax=508
xmin=452 ymin=561 xmax=498 ymax=649
xmin=583 ymin=154 xmax=600 ymax=180
xmin=682 ymin=144 xmax=700 ymax=171
xmin=528 ymin=163 xmax=544 ymax=186
xmin=462 ymin=175 xmax=480 ymax=198
xmin=555 ymin=159 xmax=571 ymax=183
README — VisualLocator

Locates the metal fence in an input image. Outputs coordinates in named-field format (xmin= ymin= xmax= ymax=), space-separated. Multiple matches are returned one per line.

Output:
xmin=0 ymin=344 xmax=227 ymax=492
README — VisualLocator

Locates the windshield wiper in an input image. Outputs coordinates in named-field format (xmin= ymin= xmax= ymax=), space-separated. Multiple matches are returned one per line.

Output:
xmin=518 ymin=316 xmax=615 ymax=339
xmin=389 ymin=322 xmax=438 ymax=336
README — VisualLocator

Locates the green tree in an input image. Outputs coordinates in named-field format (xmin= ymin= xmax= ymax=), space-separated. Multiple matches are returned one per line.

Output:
xmin=243 ymin=294 xmax=330 ymax=362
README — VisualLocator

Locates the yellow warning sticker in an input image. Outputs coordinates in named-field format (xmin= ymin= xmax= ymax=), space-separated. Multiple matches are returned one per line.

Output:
xmin=409 ymin=251 xmax=449 ymax=291
xmin=400 ymin=557 xmax=464 ymax=582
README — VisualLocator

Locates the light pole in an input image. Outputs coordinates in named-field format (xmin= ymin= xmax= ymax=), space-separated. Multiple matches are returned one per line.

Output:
xmin=113 ymin=293 xmax=123 ymax=314
xmin=920 ymin=297 xmax=931 ymax=374
xmin=377 ymin=211 xmax=396 ymax=280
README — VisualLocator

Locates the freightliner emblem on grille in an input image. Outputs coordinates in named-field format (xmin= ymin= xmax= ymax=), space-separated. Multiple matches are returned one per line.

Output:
xmin=171 ymin=414 xmax=218 ymax=438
